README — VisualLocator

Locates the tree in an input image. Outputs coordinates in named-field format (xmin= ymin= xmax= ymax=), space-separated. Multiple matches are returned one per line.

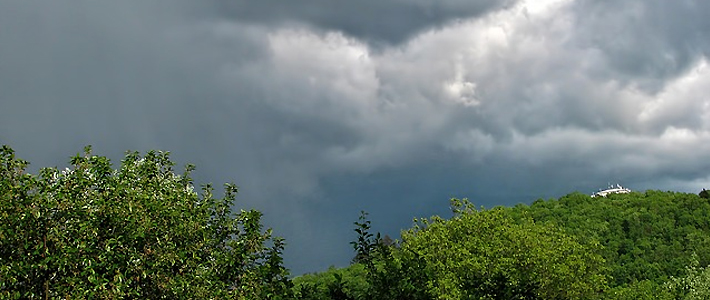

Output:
xmin=349 ymin=211 xmax=434 ymax=300
xmin=291 ymin=264 xmax=369 ymax=300
xmin=400 ymin=198 xmax=608 ymax=299
xmin=0 ymin=145 xmax=291 ymax=299
xmin=522 ymin=191 xmax=710 ymax=289
xmin=665 ymin=255 xmax=710 ymax=300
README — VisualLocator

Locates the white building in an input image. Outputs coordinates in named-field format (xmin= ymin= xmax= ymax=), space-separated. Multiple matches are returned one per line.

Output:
xmin=591 ymin=184 xmax=631 ymax=198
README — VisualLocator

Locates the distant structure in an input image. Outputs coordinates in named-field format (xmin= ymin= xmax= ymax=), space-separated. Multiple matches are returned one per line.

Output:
xmin=591 ymin=184 xmax=631 ymax=198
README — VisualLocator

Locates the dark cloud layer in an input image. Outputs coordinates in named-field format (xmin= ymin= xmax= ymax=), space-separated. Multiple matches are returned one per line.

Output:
xmin=571 ymin=0 xmax=710 ymax=92
xmin=2 ymin=0 xmax=710 ymax=274
xmin=212 ymin=0 xmax=515 ymax=46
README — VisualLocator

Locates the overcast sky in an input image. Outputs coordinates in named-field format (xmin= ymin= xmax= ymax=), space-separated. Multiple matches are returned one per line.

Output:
xmin=2 ymin=0 xmax=710 ymax=275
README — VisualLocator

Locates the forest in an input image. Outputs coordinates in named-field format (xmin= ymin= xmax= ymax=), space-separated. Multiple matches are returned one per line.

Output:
xmin=2 ymin=145 xmax=710 ymax=299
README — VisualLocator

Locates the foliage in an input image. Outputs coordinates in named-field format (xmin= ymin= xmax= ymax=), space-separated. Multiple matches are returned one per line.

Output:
xmin=350 ymin=211 xmax=434 ymax=300
xmin=350 ymin=212 xmax=378 ymax=266
xmin=292 ymin=265 xmax=367 ymax=300
xmin=517 ymin=191 xmax=710 ymax=289
xmin=401 ymin=198 xmax=608 ymax=299
xmin=6 ymin=143 xmax=710 ymax=299
xmin=293 ymin=190 xmax=710 ymax=300
xmin=603 ymin=280 xmax=673 ymax=300
xmin=292 ymin=212 xmax=433 ymax=300
xmin=0 ymin=145 xmax=290 ymax=299
xmin=665 ymin=255 xmax=710 ymax=300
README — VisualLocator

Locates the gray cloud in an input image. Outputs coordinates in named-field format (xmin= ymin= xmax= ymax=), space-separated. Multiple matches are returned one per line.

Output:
xmin=570 ymin=0 xmax=710 ymax=91
xmin=211 ymin=0 xmax=516 ymax=46
xmin=2 ymin=0 xmax=710 ymax=274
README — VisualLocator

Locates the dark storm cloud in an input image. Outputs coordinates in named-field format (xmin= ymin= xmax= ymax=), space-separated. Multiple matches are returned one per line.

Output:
xmin=563 ymin=0 xmax=710 ymax=97
xmin=0 ymin=0 xmax=375 ymax=272
xmin=211 ymin=0 xmax=516 ymax=45
xmin=2 ymin=0 xmax=710 ymax=274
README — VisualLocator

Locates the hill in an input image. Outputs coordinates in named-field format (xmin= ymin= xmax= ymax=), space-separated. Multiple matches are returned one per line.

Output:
xmin=294 ymin=191 xmax=710 ymax=299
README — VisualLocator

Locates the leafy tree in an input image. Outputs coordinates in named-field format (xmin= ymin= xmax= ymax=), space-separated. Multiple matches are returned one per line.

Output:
xmin=603 ymin=280 xmax=673 ymax=300
xmin=296 ymin=190 xmax=710 ymax=300
xmin=355 ymin=211 xmax=434 ymax=300
xmin=520 ymin=191 xmax=710 ymax=289
xmin=292 ymin=265 xmax=368 ymax=300
xmin=401 ymin=198 xmax=608 ymax=299
xmin=0 ymin=145 xmax=291 ymax=299
xmin=665 ymin=255 xmax=710 ymax=300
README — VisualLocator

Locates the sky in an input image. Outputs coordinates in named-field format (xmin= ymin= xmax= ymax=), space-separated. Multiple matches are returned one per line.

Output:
xmin=2 ymin=0 xmax=710 ymax=275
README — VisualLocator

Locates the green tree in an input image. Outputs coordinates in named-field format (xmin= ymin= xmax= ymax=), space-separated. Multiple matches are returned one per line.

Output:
xmin=665 ymin=255 xmax=710 ymax=300
xmin=521 ymin=191 xmax=710 ymax=289
xmin=603 ymin=280 xmax=673 ymax=300
xmin=400 ymin=198 xmax=608 ymax=300
xmin=0 ymin=145 xmax=291 ymax=299
xmin=292 ymin=265 xmax=368 ymax=300
xmin=350 ymin=211 xmax=433 ymax=300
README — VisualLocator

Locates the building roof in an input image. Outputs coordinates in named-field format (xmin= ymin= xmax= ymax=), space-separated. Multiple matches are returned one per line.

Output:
xmin=591 ymin=184 xmax=631 ymax=198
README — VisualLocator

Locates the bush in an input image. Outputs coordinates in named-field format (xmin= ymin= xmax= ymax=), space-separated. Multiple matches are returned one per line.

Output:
xmin=0 ymin=145 xmax=291 ymax=299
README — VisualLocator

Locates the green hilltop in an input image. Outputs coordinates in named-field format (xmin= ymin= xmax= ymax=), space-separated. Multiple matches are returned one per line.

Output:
xmin=294 ymin=191 xmax=710 ymax=300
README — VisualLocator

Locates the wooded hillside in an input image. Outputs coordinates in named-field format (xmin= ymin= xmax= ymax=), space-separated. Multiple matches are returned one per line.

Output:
xmin=295 ymin=192 xmax=710 ymax=300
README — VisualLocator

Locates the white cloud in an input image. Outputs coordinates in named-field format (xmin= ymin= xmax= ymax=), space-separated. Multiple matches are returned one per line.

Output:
xmin=266 ymin=29 xmax=379 ymax=115
xmin=638 ymin=58 xmax=710 ymax=131
xmin=206 ymin=0 xmax=710 ymax=184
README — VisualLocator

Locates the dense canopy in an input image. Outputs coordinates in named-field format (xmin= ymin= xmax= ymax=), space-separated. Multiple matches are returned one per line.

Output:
xmin=0 ymin=146 xmax=290 ymax=299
